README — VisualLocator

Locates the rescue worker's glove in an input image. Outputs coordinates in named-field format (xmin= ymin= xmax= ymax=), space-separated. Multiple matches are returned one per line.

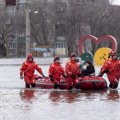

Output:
xmin=72 ymin=74 xmax=76 ymax=79
xmin=41 ymin=73 xmax=45 ymax=78
xmin=20 ymin=74 xmax=23 ymax=79
xmin=62 ymin=74 xmax=67 ymax=78
xmin=49 ymin=75 xmax=53 ymax=82
xmin=98 ymin=70 xmax=109 ymax=77
xmin=78 ymin=74 xmax=82 ymax=77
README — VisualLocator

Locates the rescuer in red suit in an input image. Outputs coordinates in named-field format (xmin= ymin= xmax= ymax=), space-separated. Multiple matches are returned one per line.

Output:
xmin=99 ymin=51 xmax=120 ymax=89
xmin=48 ymin=56 xmax=66 ymax=89
xmin=65 ymin=53 xmax=81 ymax=90
xmin=20 ymin=54 xmax=45 ymax=88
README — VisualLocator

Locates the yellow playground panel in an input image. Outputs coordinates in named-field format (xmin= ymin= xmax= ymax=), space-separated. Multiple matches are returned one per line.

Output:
xmin=94 ymin=47 xmax=111 ymax=66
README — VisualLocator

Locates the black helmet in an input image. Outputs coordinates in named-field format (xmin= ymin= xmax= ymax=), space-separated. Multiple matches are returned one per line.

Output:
xmin=54 ymin=56 xmax=60 ymax=61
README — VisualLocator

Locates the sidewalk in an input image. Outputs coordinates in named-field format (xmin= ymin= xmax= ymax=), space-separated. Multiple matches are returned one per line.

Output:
xmin=0 ymin=58 xmax=68 ymax=66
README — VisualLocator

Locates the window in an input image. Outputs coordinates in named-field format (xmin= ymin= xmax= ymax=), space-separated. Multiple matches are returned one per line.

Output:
xmin=9 ymin=42 xmax=16 ymax=49
xmin=56 ymin=2 xmax=66 ymax=12
xmin=56 ymin=17 xmax=65 ymax=24
xmin=19 ymin=3 xmax=26 ymax=10
xmin=6 ymin=5 xmax=16 ymax=12
xmin=18 ymin=0 xmax=26 ymax=3
xmin=19 ymin=32 xmax=25 ymax=37
xmin=55 ymin=42 xmax=65 ymax=48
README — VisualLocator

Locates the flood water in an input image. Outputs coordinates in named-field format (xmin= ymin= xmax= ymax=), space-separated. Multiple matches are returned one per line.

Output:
xmin=0 ymin=65 xmax=120 ymax=120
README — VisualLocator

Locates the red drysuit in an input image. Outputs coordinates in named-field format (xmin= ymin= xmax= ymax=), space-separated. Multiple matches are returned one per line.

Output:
xmin=65 ymin=59 xmax=81 ymax=87
xmin=49 ymin=62 xmax=65 ymax=84
xmin=20 ymin=54 xmax=44 ymax=86
xmin=100 ymin=59 xmax=120 ymax=88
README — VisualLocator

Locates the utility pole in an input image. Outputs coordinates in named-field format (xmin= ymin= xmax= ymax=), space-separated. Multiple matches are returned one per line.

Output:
xmin=5 ymin=20 xmax=10 ymax=58
xmin=26 ymin=0 xmax=30 ymax=57
xmin=6 ymin=23 xmax=8 ymax=58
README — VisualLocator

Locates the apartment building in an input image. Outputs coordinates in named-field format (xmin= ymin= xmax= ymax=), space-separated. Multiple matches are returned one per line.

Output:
xmin=0 ymin=0 xmax=111 ymax=57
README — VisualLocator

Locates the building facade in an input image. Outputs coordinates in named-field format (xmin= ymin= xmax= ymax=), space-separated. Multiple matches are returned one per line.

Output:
xmin=0 ymin=0 xmax=112 ymax=57
xmin=54 ymin=0 xmax=67 ymax=56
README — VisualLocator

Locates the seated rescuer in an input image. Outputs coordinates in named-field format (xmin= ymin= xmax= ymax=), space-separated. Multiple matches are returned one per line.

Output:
xmin=81 ymin=60 xmax=95 ymax=76
xmin=20 ymin=54 xmax=45 ymax=88
xmin=48 ymin=56 xmax=67 ymax=89
xmin=65 ymin=53 xmax=81 ymax=90
xmin=99 ymin=51 xmax=120 ymax=89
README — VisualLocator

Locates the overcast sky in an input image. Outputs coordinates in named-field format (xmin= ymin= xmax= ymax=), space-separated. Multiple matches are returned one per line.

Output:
xmin=111 ymin=0 xmax=120 ymax=5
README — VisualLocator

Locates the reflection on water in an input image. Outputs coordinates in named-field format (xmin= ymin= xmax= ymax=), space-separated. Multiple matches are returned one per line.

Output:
xmin=0 ymin=89 xmax=120 ymax=120
xmin=107 ymin=90 xmax=120 ymax=101
xmin=19 ymin=89 xmax=36 ymax=102
xmin=49 ymin=90 xmax=80 ymax=103
xmin=48 ymin=89 xmax=111 ymax=104
xmin=1 ymin=65 xmax=120 ymax=120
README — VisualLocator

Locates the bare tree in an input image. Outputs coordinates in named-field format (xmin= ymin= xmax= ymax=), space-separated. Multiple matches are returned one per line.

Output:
xmin=65 ymin=0 xmax=84 ymax=56
xmin=10 ymin=0 xmax=120 ymax=57
xmin=30 ymin=1 xmax=55 ymax=47
xmin=0 ymin=14 xmax=13 ymax=57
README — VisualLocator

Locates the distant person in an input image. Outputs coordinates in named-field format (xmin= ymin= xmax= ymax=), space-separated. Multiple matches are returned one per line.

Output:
xmin=99 ymin=51 xmax=120 ymax=89
xmin=65 ymin=53 xmax=81 ymax=90
xmin=81 ymin=60 xmax=95 ymax=76
xmin=48 ymin=56 xmax=67 ymax=89
xmin=20 ymin=54 xmax=45 ymax=88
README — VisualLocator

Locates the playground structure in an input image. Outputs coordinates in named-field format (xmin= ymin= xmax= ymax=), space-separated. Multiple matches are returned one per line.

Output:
xmin=79 ymin=35 xmax=118 ymax=65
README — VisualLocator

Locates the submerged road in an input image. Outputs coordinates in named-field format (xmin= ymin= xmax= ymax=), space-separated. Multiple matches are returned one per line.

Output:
xmin=0 ymin=62 xmax=120 ymax=120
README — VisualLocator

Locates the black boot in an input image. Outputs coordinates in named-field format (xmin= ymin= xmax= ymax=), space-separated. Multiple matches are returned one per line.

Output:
xmin=54 ymin=83 xmax=59 ymax=89
xmin=26 ymin=84 xmax=30 ymax=88
xmin=114 ymin=82 xmax=118 ymax=88
xmin=31 ymin=83 xmax=36 ymax=88
xmin=109 ymin=82 xmax=118 ymax=89
xmin=68 ymin=86 xmax=73 ymax=90
xmin=76 ymin=84 xmax=80 ymax=89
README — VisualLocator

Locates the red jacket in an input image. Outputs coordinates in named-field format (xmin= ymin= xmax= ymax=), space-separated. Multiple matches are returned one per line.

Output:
xmin=100 ymin=59 xmax=120 ymax=82
xmin=49 ymin=62 xmax=65 ymax=80
xmin=65 ymin=59 xmax=81 ymax=76
xmin=20 ymin=61 xmax=43 ymax=77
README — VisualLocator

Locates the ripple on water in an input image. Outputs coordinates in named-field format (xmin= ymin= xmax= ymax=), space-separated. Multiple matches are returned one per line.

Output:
xmin=0 ymin=88 xmax=120 ymax=120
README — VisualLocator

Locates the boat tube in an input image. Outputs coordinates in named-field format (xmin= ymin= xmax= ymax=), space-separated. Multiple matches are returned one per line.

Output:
xmin=35 ymin=75 xmax=107 ymax=90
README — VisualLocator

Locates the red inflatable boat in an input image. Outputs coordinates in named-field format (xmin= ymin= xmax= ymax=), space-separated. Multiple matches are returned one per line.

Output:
xmin=79 ymin=76 xmax=107 ymax=90
xmin=35 ymin=75 xmax=107 ymax=90
xmin=35 ymin=76 xmax=69 ymax=89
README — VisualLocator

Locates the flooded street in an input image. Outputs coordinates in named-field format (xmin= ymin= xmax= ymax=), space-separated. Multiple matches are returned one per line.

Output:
xmin=1 ymin=0 xmax=120 ymax=119
xmin=0 ymin=65 xmax=120 ymax=120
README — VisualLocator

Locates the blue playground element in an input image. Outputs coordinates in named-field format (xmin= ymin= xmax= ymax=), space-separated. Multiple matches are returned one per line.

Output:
xmin=80 ymin=52 xmax=93 ymax=63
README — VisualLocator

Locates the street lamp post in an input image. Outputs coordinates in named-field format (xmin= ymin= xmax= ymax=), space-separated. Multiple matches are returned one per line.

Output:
xmin=26 ymin=1 xmax=30 ymax=57
xmin=6 ymin=20 xmax=10 ymax=58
